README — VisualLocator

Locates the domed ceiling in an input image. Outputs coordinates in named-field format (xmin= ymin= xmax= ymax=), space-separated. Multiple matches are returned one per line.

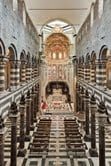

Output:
xmin=45 ymin=33 xmax=70 ymax=62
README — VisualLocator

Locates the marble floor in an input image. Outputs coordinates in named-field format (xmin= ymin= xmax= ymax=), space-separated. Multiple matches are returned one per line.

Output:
xmin=3 ymin=100 xmax=111 ymax=166
xmin=24 ymin=103 xmax=111 ymax=166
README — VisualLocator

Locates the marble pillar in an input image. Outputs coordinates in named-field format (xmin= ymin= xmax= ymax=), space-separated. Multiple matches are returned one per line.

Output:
xmin=98 ymin=101 xmax=107 ymax=166
xmin=9 ymin=102 xmax=18 ymax=166
xmin=0 ymin=115 xmax=4 ymax=166
xmin=0 ymin=55 xmax=7 ymax=92
xmin=84 ymin=90 xmax=91 ymax=141
xmin=89 ymin=95 xmax=98 ymax=157
xmin=34 ymin=85 xmax=38 ymax=122
xmin=25 ymin=90 xmax=31 ymax=141
xmin=18 ymin=95 xmax=26 ymax=156
xmin=30 ymin=87 xmax=34 ymax=130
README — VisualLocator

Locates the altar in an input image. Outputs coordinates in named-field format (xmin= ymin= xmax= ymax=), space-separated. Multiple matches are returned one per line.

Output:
xmin=47 ymin=89 xmax=67 ymax=110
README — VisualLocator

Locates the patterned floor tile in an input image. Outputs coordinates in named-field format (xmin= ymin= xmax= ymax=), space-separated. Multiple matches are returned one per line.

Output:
xmin=45 ymin=157 xmax=71 ymax=166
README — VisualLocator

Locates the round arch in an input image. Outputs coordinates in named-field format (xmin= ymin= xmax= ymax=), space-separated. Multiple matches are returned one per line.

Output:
xmin=99 ymin=45 xmax=108 ymax=60
xmin=0 ymin=39 xmax=5 ymax=55
xmin=20 ymin=50 xmax=27 ymax=83
xmin=81 ymin=56 xmax=84 ymax=64
xmin=86 ymin=53 xmax=90 ymax=63
xmin=40 ymin=18 xmax=76 ymax=34
xmin=45 ymin=81 xmax=70 ymax=98
xmin=7 ymin=44 xmax=17 ymax=60
xmin=5 ymin=44 xmax=18 ymax=89
xmin=20 ymin=50 xmax=26 ymax=61
xmin=26 ymin=52 xmax=31 ymax=65
xmin=99 ymin=45 xmax=111 ymax=89
xmin=91 ymin=51 xmax=96 ymax=62
xmin=91 ymin=51 xmax=96 ymax=83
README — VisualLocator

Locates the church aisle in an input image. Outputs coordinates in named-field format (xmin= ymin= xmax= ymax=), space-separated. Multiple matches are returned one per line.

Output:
xmin=3 ymin=102 xmax=111 ymax=166
xmin=23 ymin=105 xmax=97 ymax=166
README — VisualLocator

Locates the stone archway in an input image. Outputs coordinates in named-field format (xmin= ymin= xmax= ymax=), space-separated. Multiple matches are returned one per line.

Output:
xmin=45 ymin=81 xmax=70 ymax=98
xmin=6 ymin=44 xmax=17 ymax=89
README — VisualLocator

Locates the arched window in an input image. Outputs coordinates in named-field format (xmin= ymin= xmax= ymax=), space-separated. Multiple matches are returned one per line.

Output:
xmin=98 ymin=0 xmax=103 ymax=18
xmin=6 ymin=45 xmax=17 ymax=90
xmin=91 ymin=52 xmax=96 ymax=83
xmin=13 ymin=0 xmax=18 ymax=11
xmin=64 ymin=52 xmax=66 ymax=58
xmin=52 ymin=52 xmax=56 ymax=59
xmin=99 ymin=46 xmax=111 ymax=89
xmin=106 ymin=49 xmax=111 ymax=89
xmin=59 ymin=52 xmax=62 ymax=59
xmin=94 ymin=0 xmax=99 ymax=20
xmin=20 ymin=50 xmax=26 ymax=83
xmin=90 ymin=3 xmax=94 ymax=27
xmin=23 ymin=4 xmax=26 ymax=26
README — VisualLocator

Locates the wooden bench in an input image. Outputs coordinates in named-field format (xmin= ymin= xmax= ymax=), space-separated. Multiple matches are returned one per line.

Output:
xmin=67 ymin=147 xmax=86 ymax=157
xmin=66 ymin=135 xmax=81 ymax=139
xmin=66 ymin=138 xmax=82 ymax=143
xmin=33 ymin=140 xmax=49 ymax=144
xmin=30 ymin=147 xmax=48 ymax=153
xmin=67 ymin=143 xmax=86 ymax=148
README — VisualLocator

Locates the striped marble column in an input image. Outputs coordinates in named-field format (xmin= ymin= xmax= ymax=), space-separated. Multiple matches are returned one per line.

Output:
xmin=10 ymin=61 xmax=20 ymax=89
xmin=21 ymin=62 xmax=26 ymax=84
xmin=101 ymin=61 xmax=107 ymax=88
xmin=26 ymin=64 xmax=32 ymax=82
xmin=97 ymin=101 xmax=107 ymax=166
xmin=32 ymin=66 xmax=35 ymax=79
xmin=80 ymin=87 xmax=85 ymax=112
xmin=87 ymin=64 xmax=90 ymax=82
xmin=78 ymin=65 xmax=81 ymax=79
xmin=30 ymin=87 xmax=35 ymax=130
xmin=90 ymin=63 xmax=96 ymax=83
xmin=76 ymin=84 xmax=81 ymax=112
xmin=96 ymin=60 xmax=103 ymax=86
xmin=34 ymin=85 xmax=38 ymax=122
xmin=9 ymin=102 xmax=18 ymax=166
xmin=79 ymin=65 xmax=81 ymax=79
xmin=18 ymin=95 xmax=26 ymax=157
xmin=80 ymin=65 xmax=83 ymax=80
xmin=81 ymin=64 xmax=84 ymax=80
xmin=0 ymin=55 xmax=7 ymax=92
xmin=96 ymin=60 xmax=107 ymax=87
xmin=107 ymin=56 xmax=111 ymax=89
xmin=0 ymin=61 xmax=6 ymax=92
xmin=84 ymin=90 xmax=91 ymax=141
xmin=34 ymin=67 xmax=38 ymax=78
xmin=25 ymin=90 xmax=31 ymax=141
xmin=89 ymin=95 xmax=98 ymax=157
xmin=83 ymin=65 xmax=86 ymax=81
xmin=0 ymin=116 xmax=4 ymax=166
xmin=84 ymin=64 xmax=90 ymax=82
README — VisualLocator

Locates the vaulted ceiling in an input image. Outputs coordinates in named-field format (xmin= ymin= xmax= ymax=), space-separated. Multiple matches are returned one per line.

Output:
xmin=24 ymin=0 xmax=94 ymax=33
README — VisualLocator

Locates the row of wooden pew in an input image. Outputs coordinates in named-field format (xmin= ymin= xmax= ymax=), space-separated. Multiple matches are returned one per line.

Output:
xmin=64 ymin=118 xmax=86 ymax=157
xmin=29 ymin=118 xmax=51 ymax=155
